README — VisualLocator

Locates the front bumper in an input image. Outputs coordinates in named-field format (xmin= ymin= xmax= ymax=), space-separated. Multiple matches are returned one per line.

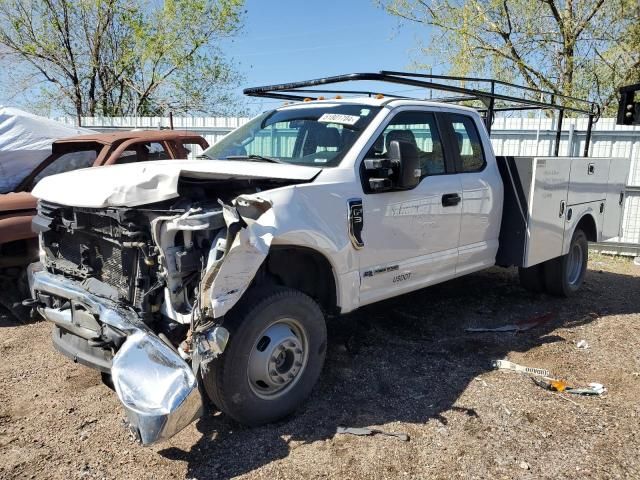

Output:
xmin=29 ymin=266 xmax=203 ymax=445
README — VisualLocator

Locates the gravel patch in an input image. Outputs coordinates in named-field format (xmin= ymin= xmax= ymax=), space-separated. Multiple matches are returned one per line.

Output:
xmin=1 ymin=253 xmax=638 ymax=479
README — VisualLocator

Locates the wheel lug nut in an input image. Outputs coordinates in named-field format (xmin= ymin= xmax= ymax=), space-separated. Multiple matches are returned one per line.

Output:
xmin=295 ymin=348 xmax=302 ymax=354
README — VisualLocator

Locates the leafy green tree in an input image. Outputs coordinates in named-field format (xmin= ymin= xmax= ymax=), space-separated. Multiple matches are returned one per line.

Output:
xmin=0 ymin=0 xmax=245 ymax=123
xmin=379 ymin=0 xmax=640 ymax=113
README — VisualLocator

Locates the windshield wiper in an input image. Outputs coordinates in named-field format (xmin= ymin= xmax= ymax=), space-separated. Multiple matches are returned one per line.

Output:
xmin=226 ymin=154 xmax=285 ymax=164
xmin=196 ymin=153 xmax=213 ymax=159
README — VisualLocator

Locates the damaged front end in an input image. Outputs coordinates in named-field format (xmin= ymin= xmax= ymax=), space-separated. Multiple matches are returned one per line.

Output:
xmin=29 ymin=269 xmax=204 ymax=444
xmin=29 ymin=178 xmax=279 ymax=444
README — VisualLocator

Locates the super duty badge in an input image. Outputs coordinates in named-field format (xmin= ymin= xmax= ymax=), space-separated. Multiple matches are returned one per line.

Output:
xmin=348 ymin=198 xmax=364 ymax=249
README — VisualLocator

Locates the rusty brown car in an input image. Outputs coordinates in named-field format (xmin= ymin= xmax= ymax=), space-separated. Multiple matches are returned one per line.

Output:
xmin=0 ymin=130 xmax=209 ymax=318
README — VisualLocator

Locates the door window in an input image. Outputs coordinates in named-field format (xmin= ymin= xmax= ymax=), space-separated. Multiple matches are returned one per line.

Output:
xmin=181 ymin=142 xmax=204 ymax=159
xmin=367 ymin=111 xmax=445 ymax=177
xmin=446 ymin=114 xmax=485 ymax=172
xmin=117 ymin=142 xmax=170 ymax=164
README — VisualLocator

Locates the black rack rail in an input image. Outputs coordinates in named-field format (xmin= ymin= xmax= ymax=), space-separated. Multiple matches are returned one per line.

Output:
xmin=244 ymin=71 xmax=601 ymax=157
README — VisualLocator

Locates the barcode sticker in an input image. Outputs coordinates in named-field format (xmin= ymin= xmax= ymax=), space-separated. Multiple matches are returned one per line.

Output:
xmin=318 ymin=113 xmax=360 ymax=126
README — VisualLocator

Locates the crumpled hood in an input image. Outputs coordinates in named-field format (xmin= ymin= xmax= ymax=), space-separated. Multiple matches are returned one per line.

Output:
xmin=32 ymin=159 xmax=321 ymax=208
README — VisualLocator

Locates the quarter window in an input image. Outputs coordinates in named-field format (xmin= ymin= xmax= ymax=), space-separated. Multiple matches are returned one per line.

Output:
xmin=448 ymin=114 xmax=485 ymax=172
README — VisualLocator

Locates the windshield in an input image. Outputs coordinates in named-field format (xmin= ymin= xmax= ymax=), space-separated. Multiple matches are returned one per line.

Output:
xmin=202 ymin=104 xmax=381 ymax=167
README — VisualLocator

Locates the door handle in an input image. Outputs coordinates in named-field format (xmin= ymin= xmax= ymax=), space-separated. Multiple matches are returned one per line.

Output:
xmin=559 ymin=200 xmax=566 ymax=217
xmin=442 ymin=193 xmax=461 ymax=207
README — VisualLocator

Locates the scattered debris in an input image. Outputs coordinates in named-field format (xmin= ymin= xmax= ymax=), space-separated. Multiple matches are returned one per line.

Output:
xmin=532 ymin=377 xmax=568 ymax=391
xmin=336 ymin=426 xmax=410 ymax=442
xmin=576 ymin=340 xmax=589 ymax=349
xmin=494 ymin=359 xmax=606 ymax=397
xmin=519 ymin=461 xmax=530 ymax=470
xmin=466 ymin=312 xmax=554 ymax=333
xmin=492 ymin=359 xmax=550 ymax=378
xmin=532 ymin=378 xmax=606 ymax=396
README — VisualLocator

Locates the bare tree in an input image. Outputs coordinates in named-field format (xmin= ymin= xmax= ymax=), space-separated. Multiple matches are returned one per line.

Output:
xmin=379 ymin=0 xmax=640 ymax=112
xmin=0 ymin=0 xmax=245 ymax=123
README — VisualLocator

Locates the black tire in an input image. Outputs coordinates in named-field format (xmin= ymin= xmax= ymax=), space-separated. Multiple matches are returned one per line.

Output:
xmin=544 ymin=228 xmax=588 ymax=297
xmin=518 ymin=264 xmax=546 ymax=293
xmin=202 ymin=285 xmax=327 ymax=426
xmin=101 ymin=371 xmax=115 ymax=391
xmin=0 ymin=268 xmax=32 ymax=323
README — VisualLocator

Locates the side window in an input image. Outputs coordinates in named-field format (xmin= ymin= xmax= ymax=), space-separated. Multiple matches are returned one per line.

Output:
xmin=33 ymin=150 xmax=98 ymax=184
xmin=367 ymin=111 xmax=445 ymax=177
xmin=116 ymin=142 xmax=170 ymax=164
xmin=447 ymin=114 xmax=485 ymax=172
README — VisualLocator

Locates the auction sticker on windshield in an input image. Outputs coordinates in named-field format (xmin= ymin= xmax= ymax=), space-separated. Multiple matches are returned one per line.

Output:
xmin=318 ymin=113 xmax=360 ymax=126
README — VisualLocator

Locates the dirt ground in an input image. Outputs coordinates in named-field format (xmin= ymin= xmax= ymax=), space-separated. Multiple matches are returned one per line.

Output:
xmin=0 ymin=253 xmax=639 ymax=479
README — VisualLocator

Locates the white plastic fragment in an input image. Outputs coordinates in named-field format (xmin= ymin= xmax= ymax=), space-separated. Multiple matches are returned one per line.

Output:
xmin=576 ymin=339 xmax=589 ymax=349
xmin=566 ymin=383 xmax=607 ymax=396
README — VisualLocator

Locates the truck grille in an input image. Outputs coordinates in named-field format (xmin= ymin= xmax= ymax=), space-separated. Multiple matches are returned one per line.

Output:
xmin=41 ymin=211 xmax=137 ymax=303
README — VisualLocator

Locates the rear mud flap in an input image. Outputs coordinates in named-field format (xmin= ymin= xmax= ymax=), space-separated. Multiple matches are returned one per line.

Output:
xmin=111 ymin=331 xmax=203 ymax=445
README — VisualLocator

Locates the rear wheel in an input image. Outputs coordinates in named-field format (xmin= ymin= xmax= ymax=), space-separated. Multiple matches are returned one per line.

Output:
xmin=202 ymin=286 xmax=327 ymax=425
xmin=544 ymin=228 xmax=588 ymax=297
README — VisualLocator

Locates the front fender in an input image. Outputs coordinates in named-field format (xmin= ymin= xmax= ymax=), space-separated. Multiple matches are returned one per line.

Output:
xmin=200 ymin=184 xmax=359 ymax=318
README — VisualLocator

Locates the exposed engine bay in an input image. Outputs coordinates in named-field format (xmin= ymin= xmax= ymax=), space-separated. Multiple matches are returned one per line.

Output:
xmin=35 ymin=176 xmax=291 ymax=338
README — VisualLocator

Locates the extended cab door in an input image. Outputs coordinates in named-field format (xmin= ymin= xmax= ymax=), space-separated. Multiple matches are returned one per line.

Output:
xmin=439 ymin=113 xmax=503 ymax=276
xmin=356 ymin=108 xmax=463 ymax=305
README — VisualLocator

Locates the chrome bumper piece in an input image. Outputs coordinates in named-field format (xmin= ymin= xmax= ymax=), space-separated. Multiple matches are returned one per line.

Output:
xmin=29 ymin=267 xmax=203 ymax=445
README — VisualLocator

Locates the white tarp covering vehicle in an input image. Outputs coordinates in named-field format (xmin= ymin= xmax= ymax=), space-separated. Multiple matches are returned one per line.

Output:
xmin=26 ymin=72 xmax=633 ymax=445
xmin=0 ymin=106 xmax=91 ymax=193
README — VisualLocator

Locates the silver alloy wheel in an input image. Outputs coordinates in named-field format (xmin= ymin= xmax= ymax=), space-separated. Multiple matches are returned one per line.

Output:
xmin=247 ymin=318 xmax=309 ymax=399
xmin=567 ymin=241 xmax=584 ymax=285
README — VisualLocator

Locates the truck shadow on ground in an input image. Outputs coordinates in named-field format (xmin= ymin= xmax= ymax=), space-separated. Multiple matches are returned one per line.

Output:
xmin=162 ymin=264 xmax=639 ymax=479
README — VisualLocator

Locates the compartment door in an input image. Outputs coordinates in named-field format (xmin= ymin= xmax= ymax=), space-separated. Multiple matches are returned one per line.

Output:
xmin=524 ymin=157 xmax=571 ymax=267
xmin=566 ymin=157 xmax=609 ymax=206
xmin=602 ymin=158 xmax=631 ymax=240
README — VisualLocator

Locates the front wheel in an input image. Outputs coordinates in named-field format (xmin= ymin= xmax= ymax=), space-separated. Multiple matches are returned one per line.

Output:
xmin=202 ymin=286 xmax=327 ymax=426
xmin=544 ymin=228 xmax=588 ymax=297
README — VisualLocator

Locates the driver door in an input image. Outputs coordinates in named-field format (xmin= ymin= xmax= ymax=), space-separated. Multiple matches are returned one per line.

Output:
xmin=357 ymin=108 xmax=463 ymax=306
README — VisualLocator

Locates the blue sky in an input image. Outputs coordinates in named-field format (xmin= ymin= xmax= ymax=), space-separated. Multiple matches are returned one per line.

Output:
xmin=0 ymin=0 xmax=434 ymax=116
xmin=225 ymin=0 xmax=434 ymax=112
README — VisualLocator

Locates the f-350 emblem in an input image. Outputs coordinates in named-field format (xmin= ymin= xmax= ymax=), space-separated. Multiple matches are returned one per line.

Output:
xmin=348 ymin=198 xmax=364 ymax=249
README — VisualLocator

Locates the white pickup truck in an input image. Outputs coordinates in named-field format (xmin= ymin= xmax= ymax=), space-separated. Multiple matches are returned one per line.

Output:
xmin=27 ymin=73 xmax=632 ymax=445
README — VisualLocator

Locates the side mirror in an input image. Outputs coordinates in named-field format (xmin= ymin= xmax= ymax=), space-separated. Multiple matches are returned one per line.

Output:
xmin=388 ymin=140 xmax=421 ymax=189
